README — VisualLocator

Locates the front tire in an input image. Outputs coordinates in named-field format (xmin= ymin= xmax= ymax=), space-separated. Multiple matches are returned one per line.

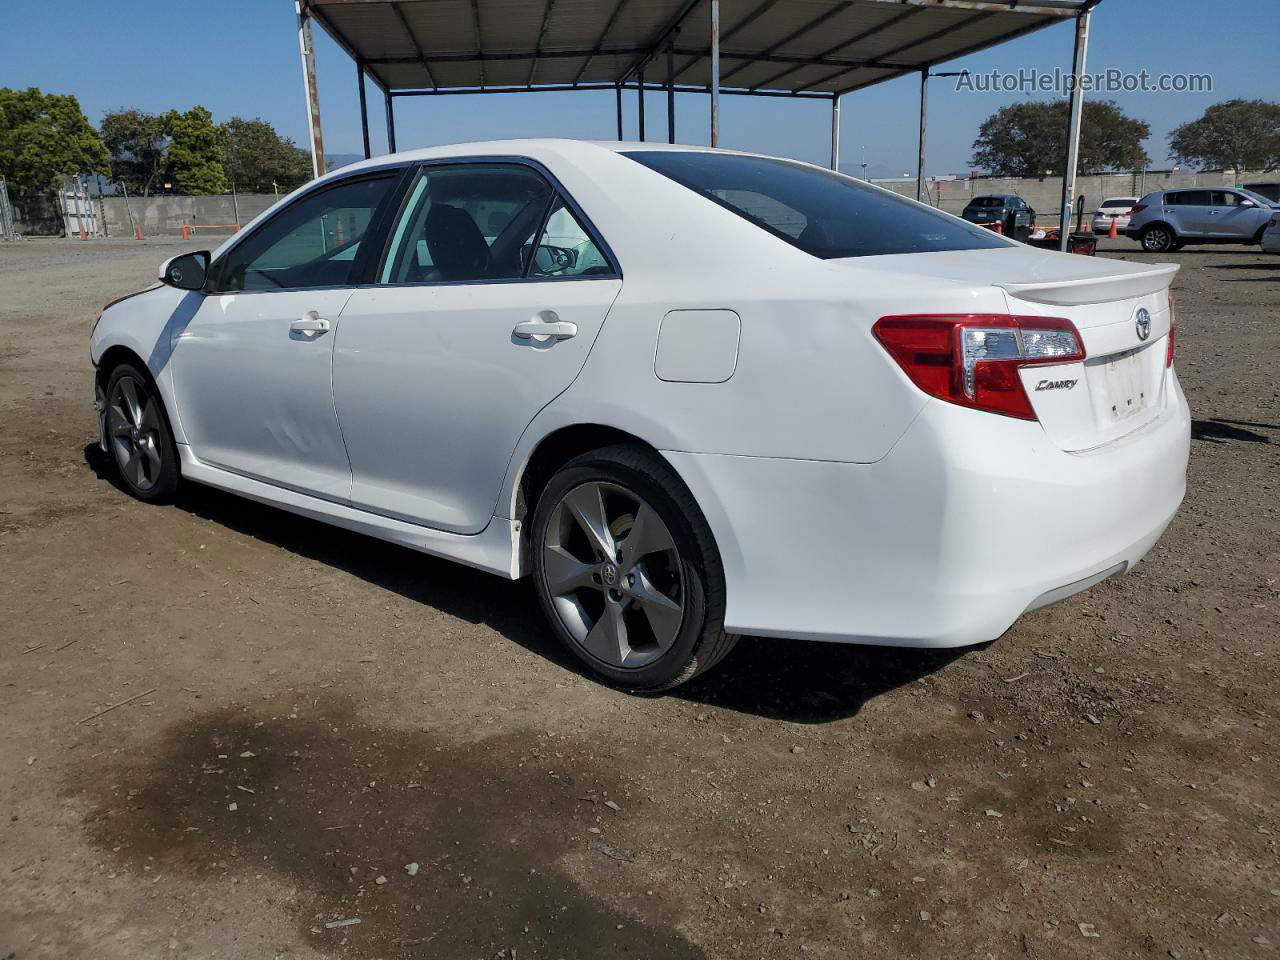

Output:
xmin=530 ymin=444 xmax=737 ymax=691
xmin=103 ymin=362 xmax=179 ymax=502
xmin=1141 ymin=224 xmax=1176 ymax=252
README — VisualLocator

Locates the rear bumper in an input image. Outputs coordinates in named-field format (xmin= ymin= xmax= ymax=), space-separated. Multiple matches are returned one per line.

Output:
xmin=664 ymin=374 xmax=1190 ymax=648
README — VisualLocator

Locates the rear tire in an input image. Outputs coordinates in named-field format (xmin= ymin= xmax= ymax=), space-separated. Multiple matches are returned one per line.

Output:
xmin=1141 ymin=225 xmax=1176 ymax=252
xmin=530 ymin=444 xmax=737 ymax=692
xmin=103 ymin=362 xmax=179 ymax=503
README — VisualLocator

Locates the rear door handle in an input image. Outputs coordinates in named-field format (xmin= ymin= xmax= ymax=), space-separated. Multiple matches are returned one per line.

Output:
xmin=290 ymin=315 xmax=331 ymax=335
xmin=513 ymin=319 xmax=577 ymax=341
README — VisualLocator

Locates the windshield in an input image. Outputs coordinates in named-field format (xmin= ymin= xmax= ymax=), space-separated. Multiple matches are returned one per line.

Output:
xmin=625 ymin=151 xmax=1008 ymax=259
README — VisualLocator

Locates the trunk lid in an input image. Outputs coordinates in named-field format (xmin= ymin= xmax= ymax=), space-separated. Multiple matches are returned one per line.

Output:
xmin=844 ymin=247 xmax=1179 ymax=452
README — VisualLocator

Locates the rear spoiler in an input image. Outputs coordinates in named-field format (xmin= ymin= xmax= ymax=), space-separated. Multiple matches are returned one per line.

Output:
xmin=997 ymin=263 xmax=1179 ymax=306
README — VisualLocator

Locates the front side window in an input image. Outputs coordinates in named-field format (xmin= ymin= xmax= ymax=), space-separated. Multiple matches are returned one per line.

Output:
xmin=627 ymin=151 xmax=1007 ymax=258
xmin=211 ymin=175 xmax=396 ymax=292
xmin=380 ymin=164 xmax=553 ymax=283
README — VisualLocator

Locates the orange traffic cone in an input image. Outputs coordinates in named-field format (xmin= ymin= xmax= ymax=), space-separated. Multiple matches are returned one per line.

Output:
xmin=1108 ymin=217 xmax=1118 ymax=239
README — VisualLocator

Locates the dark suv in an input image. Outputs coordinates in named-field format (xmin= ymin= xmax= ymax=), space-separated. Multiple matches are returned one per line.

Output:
xmin=960 ymin=194 xmax=1035 ymax=237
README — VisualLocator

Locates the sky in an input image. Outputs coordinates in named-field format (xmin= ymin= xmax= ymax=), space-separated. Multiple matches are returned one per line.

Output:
xmin=2 ymin=0 xmax=1276 ymax=179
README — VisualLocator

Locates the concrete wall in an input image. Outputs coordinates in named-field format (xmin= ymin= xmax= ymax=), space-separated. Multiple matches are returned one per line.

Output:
xmin=877 ymin=169 xmax=1273 ymax=221
xmin=99 ymin=194 xmax=283 ymax=238
xmin=62 ymin=167 xmax=1280 ymax=239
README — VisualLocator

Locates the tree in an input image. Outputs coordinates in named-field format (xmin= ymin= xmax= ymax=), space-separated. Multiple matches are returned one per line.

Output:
xmin=0 ymin=86 xmax=108 ymax=199
xmin=101 ymin=108 xmax=170 ymax=196
xmin=1169 ymin=99 xmax=1280 ymax=174
xmin=164 ymin=106 xmax=226 ymax=195
xmin=218 ymin=117 xmax=311 ymax=193
xmin=970 ymin=100 xmax=1150 ymax=177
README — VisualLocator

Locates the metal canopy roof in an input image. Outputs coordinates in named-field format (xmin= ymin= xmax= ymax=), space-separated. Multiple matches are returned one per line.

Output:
xmin=309 ymin=0 xmax=1086 ymax=98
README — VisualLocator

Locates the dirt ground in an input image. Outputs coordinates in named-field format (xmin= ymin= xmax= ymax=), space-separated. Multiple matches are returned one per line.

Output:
xmin=1 ymin=236 xmax=1277 ymax=960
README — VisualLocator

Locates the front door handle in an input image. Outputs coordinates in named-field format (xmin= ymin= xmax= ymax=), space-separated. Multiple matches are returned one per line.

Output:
xmin=291 ymin=315 xmax=331 ymax=336
xmin=513 ymin=319 xmax=577 ymax=341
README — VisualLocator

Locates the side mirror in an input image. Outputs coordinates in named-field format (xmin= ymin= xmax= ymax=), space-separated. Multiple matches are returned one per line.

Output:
xmin=1239 ymin=199 xmax=1256 ymax=208
xmin=159 ymin=251 xmax=210 ymax=291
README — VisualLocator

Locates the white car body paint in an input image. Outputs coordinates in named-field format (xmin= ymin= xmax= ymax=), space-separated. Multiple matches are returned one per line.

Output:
xmin=92 ymin=139 xmax=1190 ymax=648
xmin=1262 ymin=213 xmax=1280 ymax=253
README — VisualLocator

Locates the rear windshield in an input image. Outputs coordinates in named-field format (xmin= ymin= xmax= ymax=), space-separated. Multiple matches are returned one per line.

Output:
xmin=1101 ymin=198 xmax=1136 ymax=208
xmin=971 ymin=196 xmax=1006 ymax=207
xmin=625 ymin=151 xmax=1008 ymax=259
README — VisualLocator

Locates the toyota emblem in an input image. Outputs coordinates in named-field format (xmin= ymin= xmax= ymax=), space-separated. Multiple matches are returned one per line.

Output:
xmin=1135 ymin=307 xmax=1151 ymax=341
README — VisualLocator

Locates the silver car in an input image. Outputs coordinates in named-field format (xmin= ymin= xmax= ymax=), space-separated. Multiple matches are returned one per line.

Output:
xmin=1126 ymin=187 xmax=1279 ymax=252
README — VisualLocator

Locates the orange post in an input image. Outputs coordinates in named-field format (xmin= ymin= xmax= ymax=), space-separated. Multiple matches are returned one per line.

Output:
xmin=994 ymin=221 xmax=1003 ymax=236
xmin=136 ymin=225 xmax=144 ymax=240
xmin=181 ymin=224 xmax=189 ymax=241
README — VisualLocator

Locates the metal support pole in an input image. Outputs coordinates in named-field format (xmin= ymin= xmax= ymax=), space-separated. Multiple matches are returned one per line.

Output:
xmin=710 ymin=0 xmax=720 ymax=147
xmin=638 ymin=68 xmax=646 ymax=141
xmin=615 ymin=83 xmax=623 ymax=140
xmin=830 ymin=95 xmax=841 ymax=172
xmin=916 ymin=68 xmax=928 ymax=202
xmin=357 ymin=62 xmax=371 ymax=159
xmin=1059 ymin=6 xmax=1093 ymax=251
xmin=296 ymin=0 xmax=325 ymax=178
xmin=667 ymin=42 xmax=676 ymax=144
xmin=384 ymin=90 xmax=397 ymax=153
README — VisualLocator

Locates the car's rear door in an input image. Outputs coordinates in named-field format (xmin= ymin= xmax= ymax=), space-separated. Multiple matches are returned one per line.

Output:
xmin=1167 ymin=189 xmax=1214 ymax=236
xmin=171 ymin=172 xmax=401 ymax=501
xmin=332 ymin=160 xmax=622 ymax=534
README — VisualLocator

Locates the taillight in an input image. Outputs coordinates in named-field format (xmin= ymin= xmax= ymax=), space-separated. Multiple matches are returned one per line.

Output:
xmin=873 ymin=314 xmax=1085 ymax=421
xmin=1166 ymin=290 xmax=1175 ymax=368
xmin=1129 ymin=203 xmax=1147 ymax=215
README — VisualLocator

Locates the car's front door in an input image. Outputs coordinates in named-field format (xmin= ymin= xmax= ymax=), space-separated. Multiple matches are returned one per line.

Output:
xmin=333 ymin=162 xmax=622 ymax=533
xmin=1211 ymin=191 xmax=1263 ymax=239
xmin=171 ymin=172 xmax=400 ymax=501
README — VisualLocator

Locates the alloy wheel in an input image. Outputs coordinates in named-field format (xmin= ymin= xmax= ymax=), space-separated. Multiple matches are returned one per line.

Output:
xmin=1143 ymin=227 xmax=1172 ymax=252
xmin=107 ymin=375 xmax=163 ymax=491
xmin=541 ymin=481 xmax=685 ymax=670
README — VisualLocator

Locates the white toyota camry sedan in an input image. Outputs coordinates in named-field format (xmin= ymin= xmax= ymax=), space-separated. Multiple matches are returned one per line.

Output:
xmin=91 ymin=139 xmax=1190 ymax=691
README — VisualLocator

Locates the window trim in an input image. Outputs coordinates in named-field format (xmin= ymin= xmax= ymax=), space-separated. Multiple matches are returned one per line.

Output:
xmin=203 ymin=162 xmax=415 ymax=295
xmin=365 ymin=155 xmax=622 ymax=289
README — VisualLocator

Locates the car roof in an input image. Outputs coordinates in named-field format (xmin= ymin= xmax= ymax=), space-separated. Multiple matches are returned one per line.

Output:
xmin=325 ymin=138 xmax=782 ymax=178
xmin=1101 ymin=196 xmax=1139 ymax=202
xmin=971 ymin=194 xmax=1016 ymax=201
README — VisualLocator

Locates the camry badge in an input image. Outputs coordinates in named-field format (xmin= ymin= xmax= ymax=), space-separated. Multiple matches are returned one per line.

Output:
xmin=1135 ymin=307 xmax=1152 ymax=341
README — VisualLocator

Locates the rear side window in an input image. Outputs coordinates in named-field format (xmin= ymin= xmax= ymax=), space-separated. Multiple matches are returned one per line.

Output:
xmin=1168 ymin=190 xmax=1211 ymax=206
xmin=626 ymin=151 xmax=1007 ymax=259
xmin=380 ymin=163 xmax=553 ymax=283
